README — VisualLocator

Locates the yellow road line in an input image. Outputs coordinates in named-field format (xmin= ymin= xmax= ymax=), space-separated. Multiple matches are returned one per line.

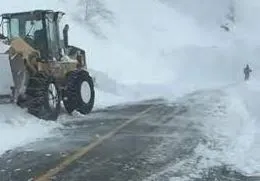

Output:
xmin=35 ymin=106 xmax=154 ymax=181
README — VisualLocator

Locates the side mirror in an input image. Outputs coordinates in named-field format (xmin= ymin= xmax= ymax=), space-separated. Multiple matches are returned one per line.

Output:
xmin=63 ymin=24 xmax=69 ymax=48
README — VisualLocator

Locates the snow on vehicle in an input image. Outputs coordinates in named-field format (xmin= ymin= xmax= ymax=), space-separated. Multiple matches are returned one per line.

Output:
xmin=0 ymin=10 xmax=95 ymax=120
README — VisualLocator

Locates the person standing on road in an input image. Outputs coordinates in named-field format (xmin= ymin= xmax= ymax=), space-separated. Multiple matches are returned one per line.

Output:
xmin=244 ymin=64 xmax=252 ymax=81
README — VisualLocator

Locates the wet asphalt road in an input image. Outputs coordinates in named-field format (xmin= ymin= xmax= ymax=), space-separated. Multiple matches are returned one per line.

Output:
xmin=0 ymin=98 xmax=259 ymax=181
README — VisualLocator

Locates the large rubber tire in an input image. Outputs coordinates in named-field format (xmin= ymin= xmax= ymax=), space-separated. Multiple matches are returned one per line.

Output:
xmin=63 ymin=70 xmax=95 ymax=114
xmin=25 ymin=73 xmax=61 ymax=120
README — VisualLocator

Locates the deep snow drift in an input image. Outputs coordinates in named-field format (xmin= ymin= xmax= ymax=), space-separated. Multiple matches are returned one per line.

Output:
xmin=0 ymin=0 xmax=260 ymax=178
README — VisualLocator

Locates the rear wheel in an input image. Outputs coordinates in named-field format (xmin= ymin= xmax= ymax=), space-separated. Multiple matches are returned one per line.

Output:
xmin=25 ymin=73 xmax=61 ymax=120
xmin=63 ymin=70 xmax=95 ymax=114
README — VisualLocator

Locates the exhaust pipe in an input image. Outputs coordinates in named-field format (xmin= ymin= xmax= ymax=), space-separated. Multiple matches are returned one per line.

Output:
xmin=63 ymin=24 xmax=69 ymax=48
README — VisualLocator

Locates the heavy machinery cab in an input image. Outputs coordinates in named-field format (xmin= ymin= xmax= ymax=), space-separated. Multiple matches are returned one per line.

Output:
xmin=0 ymin=10 xmax=86 ymax=65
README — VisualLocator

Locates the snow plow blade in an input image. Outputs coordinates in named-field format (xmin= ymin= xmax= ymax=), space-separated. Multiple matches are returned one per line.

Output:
xmin=0 ymin=50 xmax=14 ymax=104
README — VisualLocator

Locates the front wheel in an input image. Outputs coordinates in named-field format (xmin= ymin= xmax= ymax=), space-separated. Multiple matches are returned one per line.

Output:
xmin=25 ymin=73 xmax=61 ymax=120
xmin=63 ymin=70 xmax=95 ymax=114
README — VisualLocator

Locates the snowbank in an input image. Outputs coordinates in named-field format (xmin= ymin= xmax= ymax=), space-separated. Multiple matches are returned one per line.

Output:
xmin=222 ymin=81 xmax=260 ymax=175
xmin=0 ymin=105 xmax=62 ymax=155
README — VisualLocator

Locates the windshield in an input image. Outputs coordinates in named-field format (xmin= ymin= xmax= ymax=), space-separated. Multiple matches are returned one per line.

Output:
xmin=4 ymin=13 xmax=44 ymax=42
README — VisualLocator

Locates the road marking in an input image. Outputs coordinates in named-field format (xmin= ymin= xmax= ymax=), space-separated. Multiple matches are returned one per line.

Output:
xmin=35 ymin=106 xmax=154 ymax=181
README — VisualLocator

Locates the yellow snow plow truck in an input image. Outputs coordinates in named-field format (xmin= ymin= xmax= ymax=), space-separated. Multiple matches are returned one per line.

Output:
xmin=0 ymin=10 xmax=95 ymax=120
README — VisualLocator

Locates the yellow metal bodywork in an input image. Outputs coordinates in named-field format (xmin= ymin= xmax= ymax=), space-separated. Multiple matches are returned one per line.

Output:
xmin=9 ymin=37 xmax=39 ymax=73
xmin=10 ymin=37 xmax=39 ymax=59
xmin=9 ymin=37 xmax=79 ymax=83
